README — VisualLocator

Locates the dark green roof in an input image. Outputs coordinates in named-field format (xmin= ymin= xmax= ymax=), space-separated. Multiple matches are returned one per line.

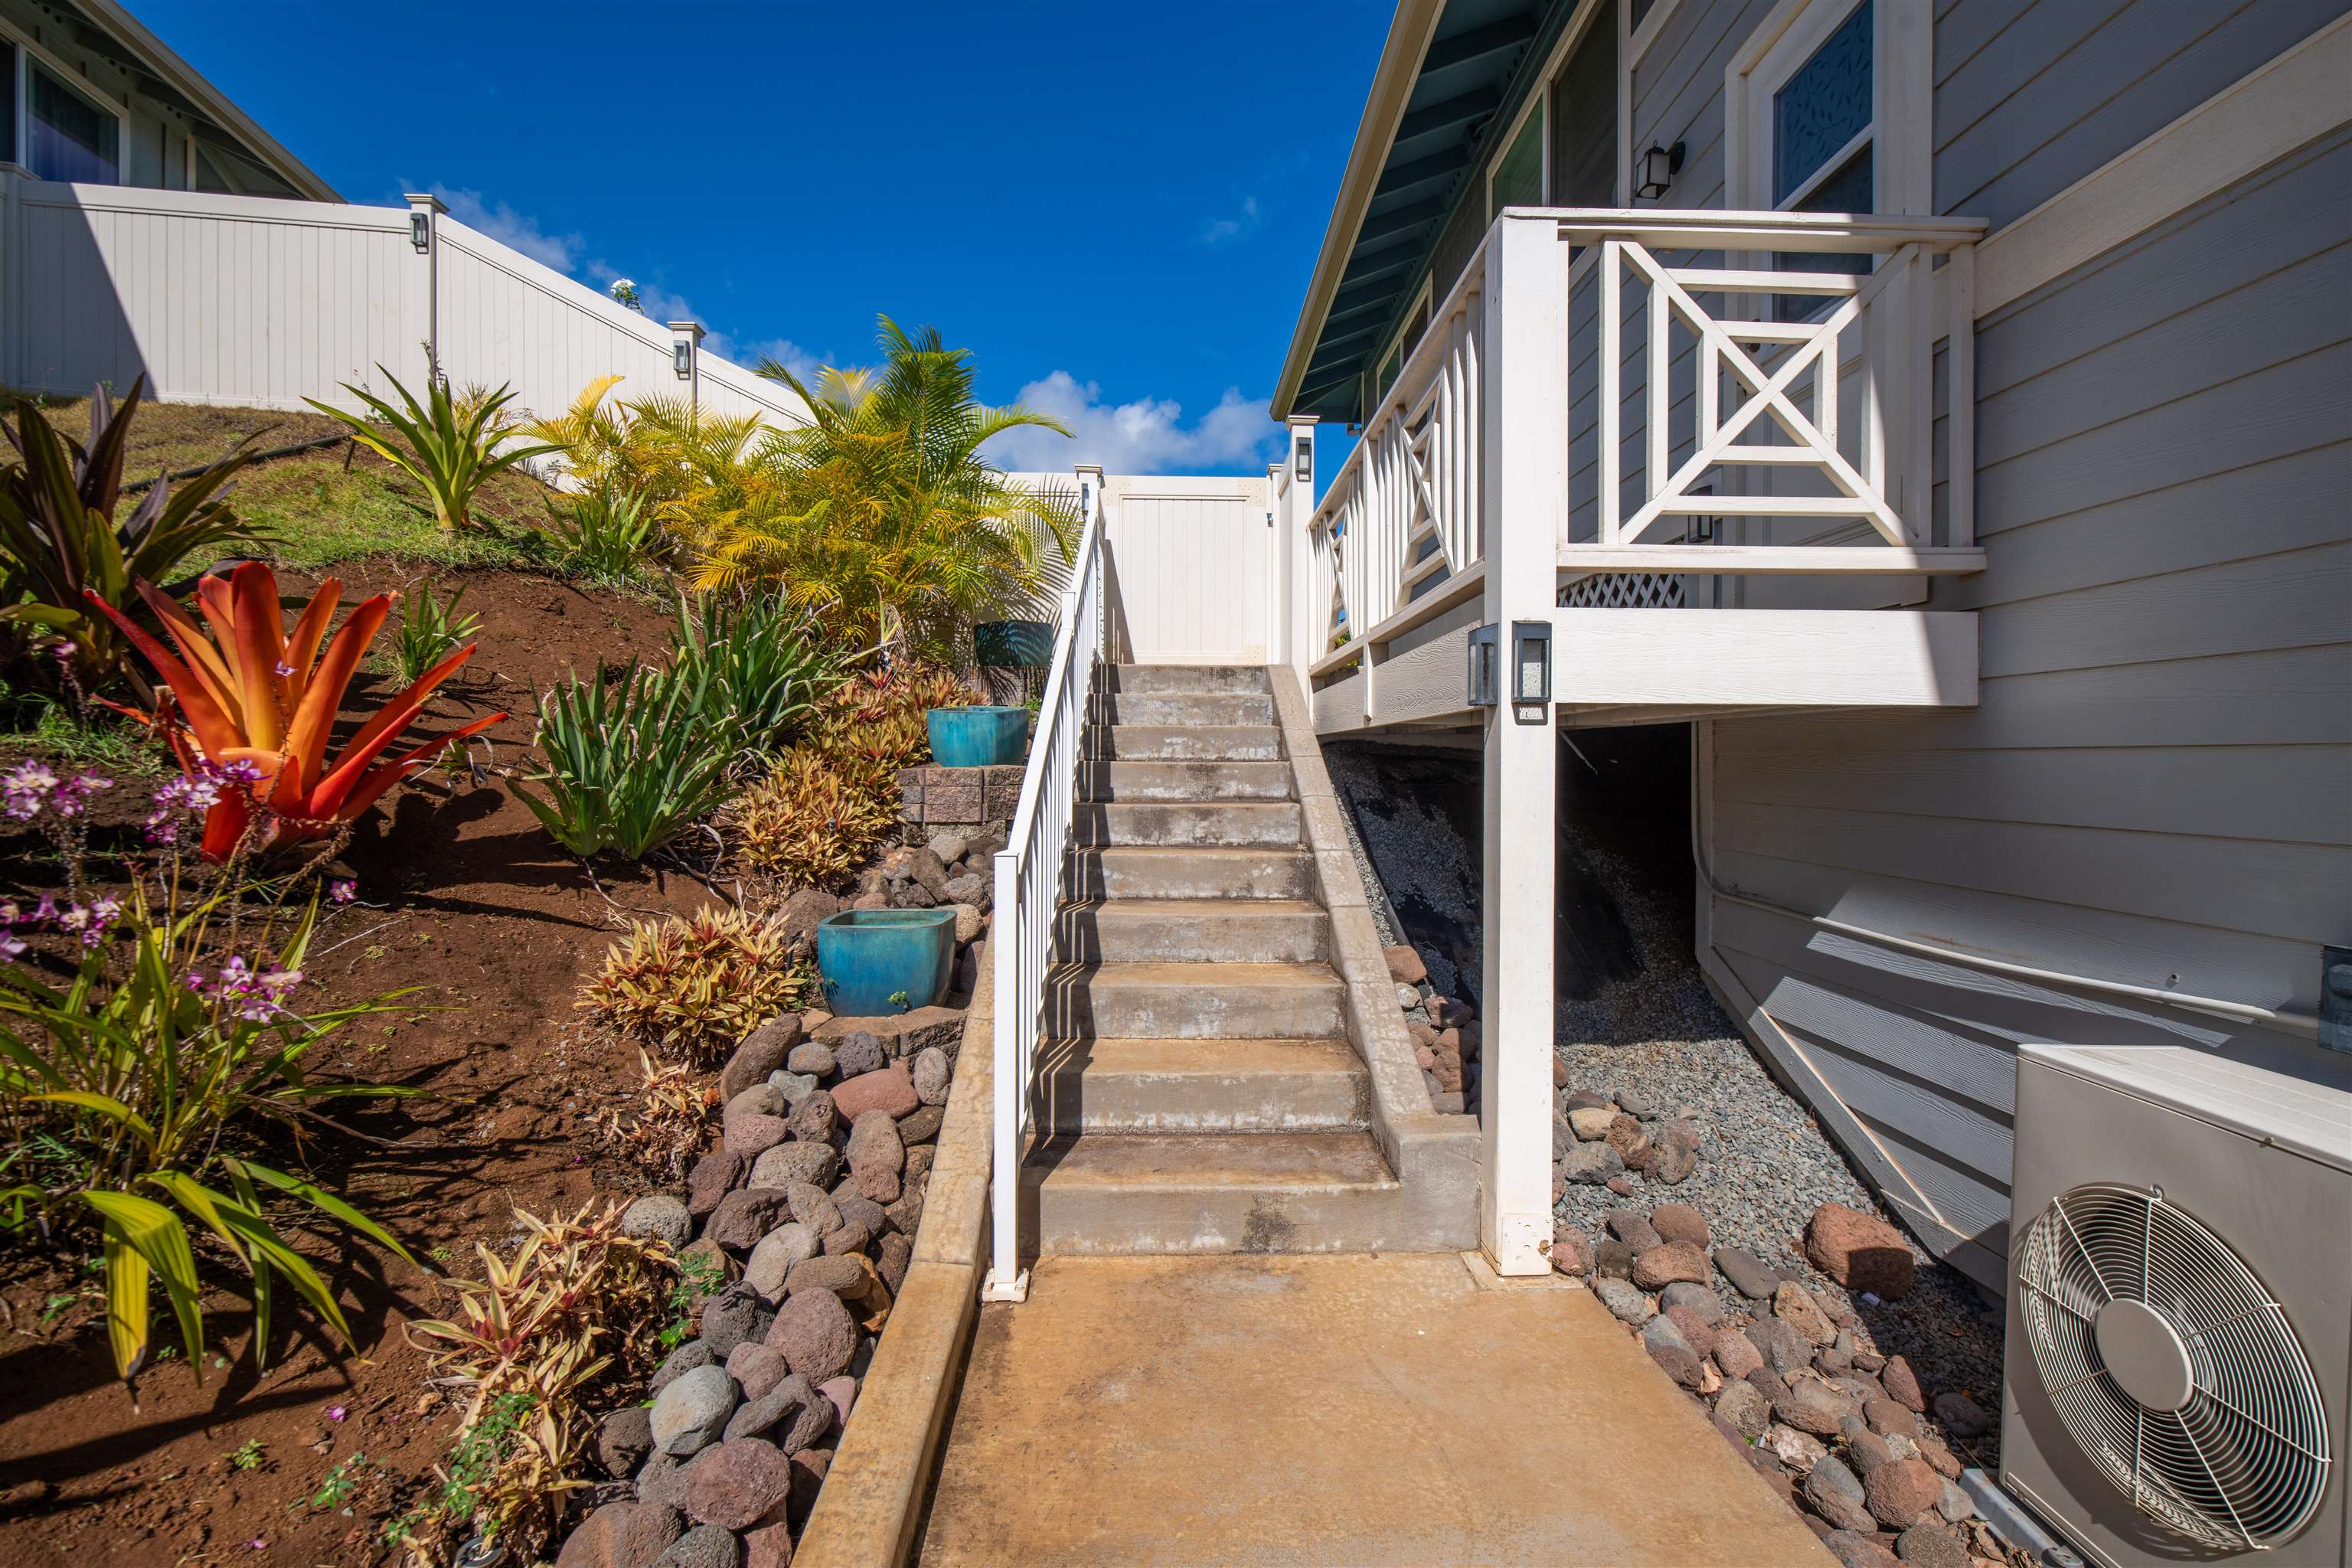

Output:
xmin=1286 ymin=0 xmax=1578 ymax=423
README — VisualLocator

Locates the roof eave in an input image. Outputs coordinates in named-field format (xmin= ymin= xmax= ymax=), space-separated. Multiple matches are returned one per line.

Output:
xmin=1270 ymin=0 xmax=1446 ymax=422
xmin=73 ymin=0 xmax=342 ymax=202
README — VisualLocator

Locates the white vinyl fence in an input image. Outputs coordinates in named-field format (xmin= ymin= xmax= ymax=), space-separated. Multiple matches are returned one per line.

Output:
xmin=0 ymin=173 xmax=802 ymax=436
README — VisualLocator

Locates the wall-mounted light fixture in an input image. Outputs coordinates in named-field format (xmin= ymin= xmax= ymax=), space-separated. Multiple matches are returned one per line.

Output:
xmin=409 ymin=209 xmax=430 ymax=251
xmin=1466 ymin=624 xmax=1498 ymax=707
xmin=672 ymin=338 xmax=693 ymax=378
xmin=1293 ymin=436 xmax=1312 ymax=482
xmin=1635 ymin=141 xmax=1686 ymax=201
xmin=1511 ymin=619 xmax=1552 ymax=722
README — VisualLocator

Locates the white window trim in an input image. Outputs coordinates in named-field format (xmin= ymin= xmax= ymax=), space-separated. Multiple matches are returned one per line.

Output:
xmin=1628 ymin=0 xmax=1687 ymax=70
xmin=1486 ymin=0 xmax=1614 ymax=214
xmin=0 ymin=17 xmax=131 ymax=183
xmin=1724 ymin=0 xmax=1930 ymax=216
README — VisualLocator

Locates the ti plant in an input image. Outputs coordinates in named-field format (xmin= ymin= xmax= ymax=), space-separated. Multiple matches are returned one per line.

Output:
xmin=387 ymin=580 xmax=482 ymax=688
xmin=0 ymin=378 xmax=268 ymax=697
xmin=305 ymin=370 xmax=560 ymax=533
xmin=511 ymin=660 xmax=737 ymax=860
xmin=86 ymin=560 xmax=506 ymax=861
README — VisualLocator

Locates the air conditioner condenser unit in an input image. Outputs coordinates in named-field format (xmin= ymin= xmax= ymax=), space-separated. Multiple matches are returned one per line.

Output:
xmin=2001 ymin=1044 xmax=2350 ymax=1567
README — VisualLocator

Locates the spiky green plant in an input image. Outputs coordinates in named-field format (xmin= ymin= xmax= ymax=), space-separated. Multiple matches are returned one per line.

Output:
xmin=543 ymin=483 xmax=661 ymax=580
xmin=387 ymin=580 xmax=482 ymax=687
xmin=511 ymin=662 xmax=739 ymax=859
xmin=667 ymin=590 xmax=840 ymax=756
xmin=305 ymin=371 xmax=560 ymax=533
xmin=0 ymin=378 xmax=269 ymax=697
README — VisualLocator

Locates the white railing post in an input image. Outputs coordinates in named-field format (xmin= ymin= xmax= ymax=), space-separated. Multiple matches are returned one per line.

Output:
xmin=1478 ymin=212 xmax=1565 ymax=1276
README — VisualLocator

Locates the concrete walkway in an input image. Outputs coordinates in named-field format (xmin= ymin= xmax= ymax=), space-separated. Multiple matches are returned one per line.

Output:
xmin=917 ymin=1252 xmax=1829 ymax=1566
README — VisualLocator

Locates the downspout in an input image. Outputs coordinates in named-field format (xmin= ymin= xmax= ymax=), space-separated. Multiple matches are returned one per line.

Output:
xmin=1683 ymin=725 xmax=2324 ymax=1042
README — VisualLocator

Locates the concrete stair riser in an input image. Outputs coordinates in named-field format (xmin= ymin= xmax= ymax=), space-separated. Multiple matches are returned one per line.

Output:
xmin=1081 ymin=724 xmax=1283 ymax=763
xmin=1075 ymin=801 xmax=1302 ymax=848
xmin=1102 ymin=665 xmax=1272 ymax=694
xmin=1076 ymin=760 xmax=1295 ymax=802
xmin=1092 ymin=691 xmax=1275 ymax=727
xmin=1068 ymin=847 xmax=1312 ymax=902
xmin=1057 ymin=900 xmax=1328 ymax=965
xmin=1031 ymin=1037 xmax=1369 ymax=1133
xmin=1044 ymin=963 xmax=1345 ymax=1040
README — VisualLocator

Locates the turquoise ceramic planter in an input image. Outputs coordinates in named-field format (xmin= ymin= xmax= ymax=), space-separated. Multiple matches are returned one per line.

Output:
xmin=815 ymin=908 xmax=957 ymax=1017
xmin=926 ymin=705 xmax=1029 ymax=768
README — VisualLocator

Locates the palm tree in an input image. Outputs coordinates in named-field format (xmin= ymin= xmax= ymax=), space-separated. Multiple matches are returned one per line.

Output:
xmin=688 ymin=317 xmax=1080 ymax=663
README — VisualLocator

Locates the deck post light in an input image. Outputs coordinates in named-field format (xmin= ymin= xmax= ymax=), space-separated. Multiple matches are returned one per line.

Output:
xmin=1467 ymin=624 xmax=1498 ymax=707
xmin=1511 ymin=619 xmax=1551 ymax=721
xmin=1293 ymin=434 xmax=1313 ymax=482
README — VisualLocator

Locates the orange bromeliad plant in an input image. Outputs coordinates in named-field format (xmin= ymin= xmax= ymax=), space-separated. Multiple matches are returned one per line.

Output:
xmin=86 ymin=562 xmax=505 ymax=860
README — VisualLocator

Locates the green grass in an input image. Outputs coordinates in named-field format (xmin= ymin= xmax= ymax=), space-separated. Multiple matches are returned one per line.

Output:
xmin=0 ymin=689 xmax=171 ymax=777
xmin=240 ymin=462 xmax=554 ymax=573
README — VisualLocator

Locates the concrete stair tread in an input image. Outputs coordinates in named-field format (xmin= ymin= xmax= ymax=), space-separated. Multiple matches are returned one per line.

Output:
xmin=1077 ymin=760 xmax=1295 ymax=802
xmin=1042 ymin=1036 xmax=1364 ymax=1075
xmin=1024 ymin=1130 xmax=1398 ymax=1191
xmin=1083 ymin=724 xmax=1282 ymax=762
xmin=1060 ymin=960 xmax=1341 ymax=990
xmin=1078 ymin=897 xmax=1323 ymax=920
xmin=1106 ymin=665 xmax=1272 ymax=694
xmin=1076 ymin=799 xmax=1302 ymax=848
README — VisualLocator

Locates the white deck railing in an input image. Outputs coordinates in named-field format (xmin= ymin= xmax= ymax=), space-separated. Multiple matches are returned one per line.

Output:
xmin=1304 ymin=208 xmax=1986 ymax=692
xmin=982 ymin=472 xmax=1106 ymax=1303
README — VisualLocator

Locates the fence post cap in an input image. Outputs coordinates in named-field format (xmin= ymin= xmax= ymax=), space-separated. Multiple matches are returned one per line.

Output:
xmin=401 ymin=191 xmax=447 ymax=214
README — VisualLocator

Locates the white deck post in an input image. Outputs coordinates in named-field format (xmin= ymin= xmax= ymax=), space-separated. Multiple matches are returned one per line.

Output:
xmin=1283 ymin=414 xmax=1318 ymax=677
xmin=1478 ymin=213 xmax=1563 ymax=1275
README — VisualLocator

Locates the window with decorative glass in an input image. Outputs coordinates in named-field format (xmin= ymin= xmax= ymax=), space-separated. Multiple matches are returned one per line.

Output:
xmin=1769 ymin=0 xmax=1873 ymax=315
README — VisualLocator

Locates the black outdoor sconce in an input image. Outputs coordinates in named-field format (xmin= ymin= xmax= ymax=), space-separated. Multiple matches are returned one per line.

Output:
xmin=673 ymin=338 xmax=694 ymax=379
xmin=1293 ymin=435 xmax=1312 ymax=482
xmin=1467 ymin=624 xmax=1498 ymax=707
xmin=1635 ymin=141 xmax=1686 ymax=201
xmin=409 ymin=209 xmax=431 ymax=252
xmin=1511 ymin=619 xmax=1552 ymax=722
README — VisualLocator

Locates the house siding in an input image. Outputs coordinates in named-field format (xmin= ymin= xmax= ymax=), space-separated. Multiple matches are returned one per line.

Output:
xmin=1703 ymin=71 xmax=2352 ymax=1292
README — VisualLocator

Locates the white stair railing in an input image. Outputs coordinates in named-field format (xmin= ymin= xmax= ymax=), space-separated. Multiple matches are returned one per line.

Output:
xmin=982 ymin=471 xmax=1107 ymax=1303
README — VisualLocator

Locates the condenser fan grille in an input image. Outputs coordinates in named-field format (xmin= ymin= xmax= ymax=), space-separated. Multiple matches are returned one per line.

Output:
xmin=2018 ymin=1183 xmax=2331 ymax=1550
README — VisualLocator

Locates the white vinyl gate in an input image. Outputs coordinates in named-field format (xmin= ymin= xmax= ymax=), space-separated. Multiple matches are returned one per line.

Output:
xmin=1100 ymin=473 xmax=1273 ymax=665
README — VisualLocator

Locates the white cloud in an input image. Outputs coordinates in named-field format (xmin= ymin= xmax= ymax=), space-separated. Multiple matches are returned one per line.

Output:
xmin=432 ymin=186 xmax=581 ymax=272
xmin=985 ymin=372 xmax=1279 ymax=476
xmin=1200 ymin=194 xmax=1260 ymax=245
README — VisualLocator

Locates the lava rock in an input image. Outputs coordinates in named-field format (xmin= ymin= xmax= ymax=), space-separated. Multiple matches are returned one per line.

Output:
xmin=652 ymin=1524 xmax=741 ymax=1568
xmin=1593 ymin=1277 xmax=1653 ymax=1324
xmin=597 ymin=1406 xmax=655 ymax=1480
xmin=1567 ymin=1106 xmax=1617 ymax=1141
xmin=743 ymin=1223 xmax=822 ymax=1300
xmin=1930 ymin=1391 xmax=1991 ymax=1439
xmin=1895 ymin=1522 xmax=1968 ymax=1568
xmin=1712 ymin=1328 xmax=1765 ymax=1380
xmin=683 ymin=1438 xmax=796 ymax=1531
xmin=786 ymin=1253 xmax=868 ymax=1299
xmin=1605 ymin=1114 xmax=1655 ymax=1170
xmin=557 ymin=1500 xmax=684 ymax=1568
xmin=1866 ymin=1456 xmax=1943 ymax=1528
xmin=635 ymin=1451 xmax=690 ymax=1509
xmin=1765 ymin=1421 xmax=1828 ymax=1472
xmin=1804 ymin=1455 xmax=1876 ymax=1534
xmin=724 ymin=1374 xmax=832 ymax=1452
xmin=1746 ymin=1316 xmax=1815 ymax=1380
xmin=786 ymin=1091 xmax=839 ymax=1146
xmin=751 ymin=1141 xmax=841 ymax=1191
xmin=1821 ymin=1530 xmax=1900 ymax=1568
xmin=707 ymin=1188 xmax=797 ymax=1253
xmin=1642 ymin=1315 xmax=1704 ymax=1387
xmin=686 ymin=1152 xmax=748 ymax=1218
xmin=726 ymin=1342 xmax=791 ymax=1403
xmin=1864 ymin=1396 xmax=1920 ymax=1439
xmin=844 ymin=1111 xmax=906 ymax=1204
xmin=787 ymin=1042 xmax=836 ymax=1078
xmin=877 ymin=1231 xmax=914 ymax=1294
xmin=1713 ymin=1246 xmax=1780 ymax=1301
xmin=769 ymin=1070 xmax=819 ymax=1108
xmin=724 ymin=1018 xmax=805 ymax=1101
xmin=1593 ymin=1238 xmax=1636 ymax=1279
xmin=1606 ymin=1208 xmax=1663 ymax=1251
xmin=766 ymin=1285 xmax=858 ymax=1382
xmin=650 ymin=1364 xmax=739 ymax=1459
xmin=912 ymin=1047 xmax=952 ymax=1106
xmin=697 ymin=1285 xmax=773 ymax=1360
xmin=1657 ymin=1281 xmax=1722 ymax=1324
xmin=897 ymin=1103 xmax=945 ymax=1145
xmin=1550 ymin=1226 xmax=1594 ymax=1277
xmin=779 ymin=889 xmax=841 ymax=948
xmin=1560 ymin=1142 xmax=1625 ymax=1185
xmin=1661 ymin=1303 xmax=1719 ymax=1359
xmin=831 ymin=1064 xmax=919 ymax=1122
xmin=1880 ymin=1355 xmax=1925 ymax=1413
xmin=1775 ymin=1379 xmax=1858 ymax=1437
xmin=1844 ymin=1424 xmax=1896 ymax=1478
xmin=1807 ymin=1202 xmax=1917 ymax=1301
xmin=1631 ymin=1242 xmax=1710 ymax=1290
xmin=1715 ymin=1379 xmax=1772 ymax=1440
xmin=1650 ymin=1120 xmax=1700 ymax=1184
xmin=831 ymin=1031 xmax=887 ymax=1080
xmin=621 ymin=1194 xmax=693 ymax=1250
xmin=1648 ymin=1203 xmax=1710 ymax=1250
xmin=743 ymin=1515 xmax=795 ymax=1568
xmin=723 ymin=1108 xmax=792 ymax=1158
xmin=1774 ymin=1280 xmax=1838 ymax=1347
xmin=649 ymin=1341 xmax=715 ymax=1396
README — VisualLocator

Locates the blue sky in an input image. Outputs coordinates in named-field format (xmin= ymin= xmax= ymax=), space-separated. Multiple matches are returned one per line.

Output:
xmin=138 ymin=0 xmax=1389 ymax=476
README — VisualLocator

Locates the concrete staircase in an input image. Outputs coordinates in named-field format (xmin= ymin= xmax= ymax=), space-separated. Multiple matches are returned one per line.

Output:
xmin=1018 ymin=664 xmax=1471 ymax=1256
